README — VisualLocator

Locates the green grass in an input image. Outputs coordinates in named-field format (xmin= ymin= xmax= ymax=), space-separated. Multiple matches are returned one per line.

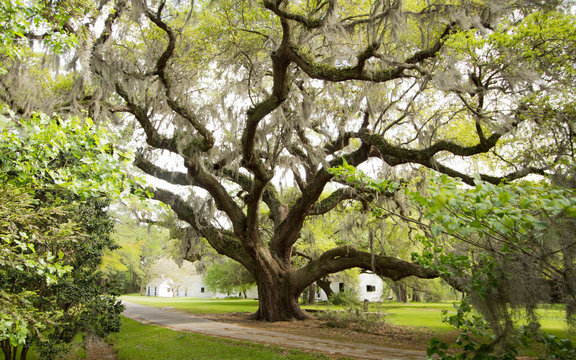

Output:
xmin=121 ymin=295 xmax=260 ymax=314
xmin=108 ymin=316 xmax=346 ymax=360
xmin=372 ymin=303 xmax=455 ymax=330
xmin=302 ymin=301 xmax=456 ymax=331
xmin=1 ymin=316 xmax=345 ymax=360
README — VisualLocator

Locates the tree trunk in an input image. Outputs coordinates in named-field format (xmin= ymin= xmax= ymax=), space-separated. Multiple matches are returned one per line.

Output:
xmin=562 ymin=236 xmax=576 ymax=325
xmin=307 ymin=282 xmax=317 ymax=304
xmin=250 ymin=269 xmax=309 ymax=321
xmin=393 ymin=283 xmax=409 ymax=303
xmin=21 ymin=345 xmax=29 ymax=360
xmin=1 ymin=340 xmax=10 ymax=360
xmin=317 ymin=278 xmax=334 ymax=299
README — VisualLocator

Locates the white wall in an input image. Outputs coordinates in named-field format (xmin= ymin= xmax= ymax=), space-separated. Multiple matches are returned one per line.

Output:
xmin=357 ymin=273 xmax=384 ymax=302
xmin=176 ymin=275 xmax=212 ymax=298
xmin=146 ymin=276 xmax=259 ymax=299
xmin=246 ymin=287 xmax=258 ymax=299
xmin=145 ymin=279 xmax=174 ymax=297
xmin=315 ymin=272 xmax=384 ymax=302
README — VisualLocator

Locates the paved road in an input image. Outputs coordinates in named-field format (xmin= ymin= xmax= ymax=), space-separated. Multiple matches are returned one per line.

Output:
xmin=122 ymin=301 xmax=426 ymax=360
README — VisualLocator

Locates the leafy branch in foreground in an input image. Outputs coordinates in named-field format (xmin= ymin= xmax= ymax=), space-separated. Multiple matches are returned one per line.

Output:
xmin=0 ymin=184 xmax=74 ymax=360
xmin=413 ymin=175 xmax=576 ymax=357
xmin=0 ymin=113 xmax=135 ymax=360
xmin=331 ymin=161 xmax=576 ymax=357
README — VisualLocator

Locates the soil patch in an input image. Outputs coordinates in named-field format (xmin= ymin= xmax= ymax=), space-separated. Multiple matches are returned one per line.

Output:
xmin=84 ymin=333 xmax=117 ymax=360
xmin=196 ymin=312 xmax=456 ymax=351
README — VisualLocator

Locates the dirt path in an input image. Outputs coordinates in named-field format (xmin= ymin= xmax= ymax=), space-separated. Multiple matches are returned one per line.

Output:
xmin=122 ymin=301 xmax=426 ymax=360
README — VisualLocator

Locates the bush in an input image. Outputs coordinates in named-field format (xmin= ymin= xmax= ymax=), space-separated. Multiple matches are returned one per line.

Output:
xmin=318 ymin=307 xmax=385 ymax=333
xmin=328 ymin=290 xmax=359 ymax=306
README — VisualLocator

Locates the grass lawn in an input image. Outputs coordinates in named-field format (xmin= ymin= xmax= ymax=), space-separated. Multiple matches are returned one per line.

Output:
xmin=121 ymin=295 xmax=260 ymax=314
xmin=306 ymin=301 xmax=455 ymax=331
xmin=108 ymin=316 xmax=345 ymax=360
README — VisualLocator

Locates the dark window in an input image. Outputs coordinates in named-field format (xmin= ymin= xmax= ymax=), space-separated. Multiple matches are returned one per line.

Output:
xmin=201 ymin=287 xmax=205 ymax=293
xmin=366 ymin=285 xmax=376 ymax=292
xmin=339 ymin=282 xmax=344 ymax=291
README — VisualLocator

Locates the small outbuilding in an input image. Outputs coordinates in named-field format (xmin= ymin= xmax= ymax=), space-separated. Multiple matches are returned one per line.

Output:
xmin=174 ymin=275 xmax=213 ymax=298
xmin=145 ymin=276 xmax=174 ymax=297
xmin=316 ymin=272 xmax=385 ymax=302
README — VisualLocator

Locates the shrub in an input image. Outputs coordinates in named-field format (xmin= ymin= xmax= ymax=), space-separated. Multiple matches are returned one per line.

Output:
xmin=319 ymin=307 xmax=385 ymax=333
xmin=328 ymin=290 xmax=359 ymax=306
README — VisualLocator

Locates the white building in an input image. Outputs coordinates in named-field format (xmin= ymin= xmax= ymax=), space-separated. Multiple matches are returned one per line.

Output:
xmin=145 ymin=274 xmax=258 ymax=298
xmin=146 ymin=275 xmax=213 ymax=298
xmin=145 ymin=276 xmax=174 ymax=297
xmin=174 ymin=275 xmax=213 ymax=298
xmin=145 ymin=271 xmax=382 ymax=301
xmin=317 ymin=272 xmax=385 ymax=302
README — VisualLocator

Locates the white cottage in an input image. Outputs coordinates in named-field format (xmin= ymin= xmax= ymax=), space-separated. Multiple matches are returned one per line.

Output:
xmin=357 ymin=272 xmax=385 ymax=302
xmin=146 ymin=274 xmax=258 ymax=298
xmin=174 ymin=275 xmax=213 ymax=298
xmin=145 ymin=276 xmax=174 ymax=297
xmin=317 ymin=272 xmax=384 ymax=302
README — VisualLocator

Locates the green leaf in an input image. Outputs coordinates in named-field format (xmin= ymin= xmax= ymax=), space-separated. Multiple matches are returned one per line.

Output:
xmin=431 ymin=225 xmax=443 ymax=237
xmin=533 ymin=221 xmax=549 ymax=231
xmin=565 ymin=207 xmax=576 ymax=217
xmin=498 ymin=191 xmax=511 ymax=204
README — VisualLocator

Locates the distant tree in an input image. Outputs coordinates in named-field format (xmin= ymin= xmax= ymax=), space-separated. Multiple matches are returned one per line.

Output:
xmin=204 ymin=260 xmax=256 ymax=298
xmin=101 ymin=210 xmax=171 ymax=294
xmin=148 ymin=257 xmax=197 ymax=296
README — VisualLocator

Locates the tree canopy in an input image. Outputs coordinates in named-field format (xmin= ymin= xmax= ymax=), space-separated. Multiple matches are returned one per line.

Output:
xmin=1 ymin=0 xmax=575 ymax=332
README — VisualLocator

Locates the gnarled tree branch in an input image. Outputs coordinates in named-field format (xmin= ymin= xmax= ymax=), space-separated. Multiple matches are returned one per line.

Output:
xmin=293 ymin=246 xmax=440 ymax=294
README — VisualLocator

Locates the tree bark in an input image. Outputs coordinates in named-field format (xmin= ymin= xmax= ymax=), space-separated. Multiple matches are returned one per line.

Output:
xmin=251 ymin=271 xmax=310 ymax=321
xmin=317 ymin=278 xmax=334 ymax=300
xmin=1 ymin=340 xmax=10 ymax=360
xmin=394 ymin=283 xmax=409 ymax=303
xmin=307 ymin=282 xmax=317 ymax=304
xmin=21 ymin=345 xmax=29 ymax=360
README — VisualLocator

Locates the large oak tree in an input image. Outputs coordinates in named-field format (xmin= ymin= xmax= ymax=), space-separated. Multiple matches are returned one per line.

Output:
xmin=2 ymin=0 xmax=575 ymax=321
